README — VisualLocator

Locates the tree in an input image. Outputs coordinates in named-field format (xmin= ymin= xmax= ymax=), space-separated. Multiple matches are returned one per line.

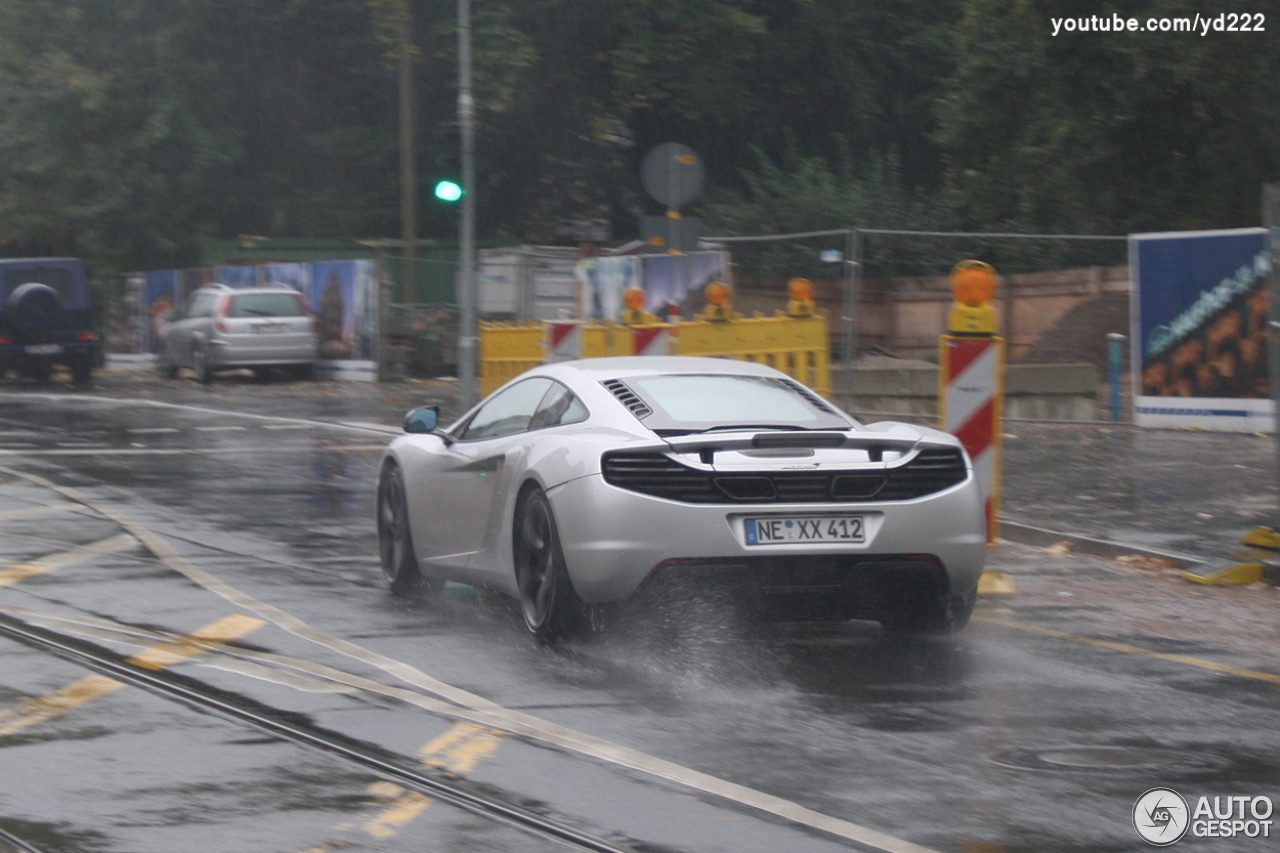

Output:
xmin=937 ymin=0 xmax=1279 ymax=236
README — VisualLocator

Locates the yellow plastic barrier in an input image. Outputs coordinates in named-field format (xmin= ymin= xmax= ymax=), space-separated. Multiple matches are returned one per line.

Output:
xmin=479 ymin=321 xmax=543 ymax=396
xmin=677 ymin=311 xmax=829 ymax=397
xmin=478 ymin=313 xmax=830 ymax=399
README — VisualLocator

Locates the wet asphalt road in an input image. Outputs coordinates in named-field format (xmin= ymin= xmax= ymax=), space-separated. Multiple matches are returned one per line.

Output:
xmin=0 ymin=371 xmax=1277 ymax=853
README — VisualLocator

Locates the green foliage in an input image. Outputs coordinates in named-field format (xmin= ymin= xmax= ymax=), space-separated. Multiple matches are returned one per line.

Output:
xmin=0 ymin=0 xmax=1273 ymax=276
xmin=937 ymin=0 xmax=1278 ymax=235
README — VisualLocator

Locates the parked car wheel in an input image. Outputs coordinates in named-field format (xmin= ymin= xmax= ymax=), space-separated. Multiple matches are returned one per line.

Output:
xmin=193 ymin=344 xmax=212 ymax=385
xmin=514 ymin=487 xmax=584 ymax=641
xmin=377 ymin=464 xmax=439 ymax=596
xmin=70 ymin=353 xmax=92 ymax=386
xmin=25 ymin=356 xmax=53 ymax=384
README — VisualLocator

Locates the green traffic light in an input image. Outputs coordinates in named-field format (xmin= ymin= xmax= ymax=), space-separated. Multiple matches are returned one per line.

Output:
xmin=434 ymin=180 xmax=463 ymax=202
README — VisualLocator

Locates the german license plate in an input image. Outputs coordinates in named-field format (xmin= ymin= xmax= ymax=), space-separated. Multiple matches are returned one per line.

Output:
xmin=24 ymin=344 xmax=62 ymax=355
xmin=744 ymin=515 xmax=864 ymax=545
xmin=252 ymin=323 xmax=287 ymax=334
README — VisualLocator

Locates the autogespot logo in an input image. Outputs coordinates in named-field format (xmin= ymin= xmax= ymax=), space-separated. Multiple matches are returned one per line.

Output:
xmin=1133 ymin=788 xmax=1276 ymax=845
xmin=1134 ymin=788 xmax=1190 ymax=846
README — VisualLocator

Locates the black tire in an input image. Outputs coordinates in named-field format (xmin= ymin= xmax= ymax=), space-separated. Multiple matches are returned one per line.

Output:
xmin=292 ymin=362 xmax=315 ymax=381
xmin=514 ymin=487 xmax=584 ymax=641
xmin=377 ymin=465 xmax=438 ymax=596
xmin=26 ymin=356 xmax=53 ymax=385
xmin=159 ymin=358 xmax=178 ymax=380
xmin=193 ymin=344 xmax=212 ymax=385
xmin=880 ymin=588 xmax=975 ymax=636
xmin=70 ymin=353 xmax=92 ymax=386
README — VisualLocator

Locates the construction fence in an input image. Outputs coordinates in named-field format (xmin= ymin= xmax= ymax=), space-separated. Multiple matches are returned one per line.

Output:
xmin=480 ymin=312 xmax=830 ymax=398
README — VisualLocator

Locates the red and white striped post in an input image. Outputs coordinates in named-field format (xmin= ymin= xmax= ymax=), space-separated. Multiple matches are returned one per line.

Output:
xmin=938 ymin=261 xmax=1005 ymax=544
xmin=630 ymin=325 xmax=669 ymax=356
xmin=544 ymin=321 xmax=582 ymax=362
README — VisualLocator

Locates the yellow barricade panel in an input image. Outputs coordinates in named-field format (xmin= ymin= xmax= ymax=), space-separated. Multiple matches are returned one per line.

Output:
xmin=478 ymin=315 xmax=829 ymax=398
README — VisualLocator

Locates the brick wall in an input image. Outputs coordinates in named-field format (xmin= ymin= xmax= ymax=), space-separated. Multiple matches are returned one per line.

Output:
xmin=737 ymin=266 xmax=1129 ymax=360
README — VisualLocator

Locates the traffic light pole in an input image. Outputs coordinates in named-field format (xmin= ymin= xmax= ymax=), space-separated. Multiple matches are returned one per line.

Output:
xmin=457 ymin=0 xmax=478 ymax=410
xmin=398 ymin=5 xmax=416 ymax=305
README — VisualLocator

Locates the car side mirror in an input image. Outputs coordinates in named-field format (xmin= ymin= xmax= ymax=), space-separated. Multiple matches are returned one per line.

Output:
xmin=403 ymin=406 xmax=440 ymax=434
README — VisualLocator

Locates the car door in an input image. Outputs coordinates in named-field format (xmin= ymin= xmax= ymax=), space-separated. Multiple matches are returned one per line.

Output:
xmin=406 ymin=377 xmax=554 ymax=573
xmin=166 ymin=292 xmax=217 ymax=367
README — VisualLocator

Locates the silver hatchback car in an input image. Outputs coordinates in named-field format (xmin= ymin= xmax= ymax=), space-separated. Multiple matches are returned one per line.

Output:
xmin=159 ymin=284 xmax=319 ymax=383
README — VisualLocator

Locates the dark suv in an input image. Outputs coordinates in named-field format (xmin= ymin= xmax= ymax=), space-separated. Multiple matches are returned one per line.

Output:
xmin=0 ymin=258 xmax=97 ymax=384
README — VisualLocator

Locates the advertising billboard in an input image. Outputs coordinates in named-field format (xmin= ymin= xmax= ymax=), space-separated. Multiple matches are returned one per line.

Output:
xmin=1131 ymin=228 xmax=1272 ymax=431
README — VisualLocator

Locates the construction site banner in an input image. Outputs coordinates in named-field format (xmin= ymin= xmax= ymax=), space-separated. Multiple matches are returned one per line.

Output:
xmin=577 ymin=251 xmax=729 ymax=321
xmin=123 ymin=260 xmax=377 ymax=363
xmin=1130 ymin=228 xmax=1272 ymax=432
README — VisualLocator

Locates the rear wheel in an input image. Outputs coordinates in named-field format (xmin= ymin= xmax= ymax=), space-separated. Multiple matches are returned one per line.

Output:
xmin=514 ymin=487 xmax=583 ymax=641
xmin=377 ymin=465 xmax=439 ymax=596
xmin=193 ymin=344 xmax=212 ymax=384
xmin=25 ymin=356 xmax=52 ymax=384
xmin=70 ymin=353 xmax=92 ymax=386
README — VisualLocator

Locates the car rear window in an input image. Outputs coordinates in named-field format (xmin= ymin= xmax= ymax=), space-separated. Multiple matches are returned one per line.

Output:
xmin=623 ymin=374 xmax=850 ymax=433
xmin=228 ymin=292 xmax=306 ymax=317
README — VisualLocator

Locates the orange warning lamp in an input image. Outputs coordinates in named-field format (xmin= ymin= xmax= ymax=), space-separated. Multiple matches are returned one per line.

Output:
xmin=787 ymin=277 xmax=816 ymax=317
xmin=704 ymin=280 xmax=733 ymax=321
xmin=947 ymin=260 xmax=998 ymax=335
xmin=621 ymin=288 xmax=648 ymax=325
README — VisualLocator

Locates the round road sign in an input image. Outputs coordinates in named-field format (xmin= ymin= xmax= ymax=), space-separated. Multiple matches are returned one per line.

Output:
xmin=641 ymin=143 xmax=704 ymax=209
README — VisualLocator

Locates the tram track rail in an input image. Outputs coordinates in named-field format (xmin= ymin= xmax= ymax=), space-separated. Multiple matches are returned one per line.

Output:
xmin=0 ymin=612 xmax=644 ymax=853
xmin=0 ymin=825 xmax=44 ymax=853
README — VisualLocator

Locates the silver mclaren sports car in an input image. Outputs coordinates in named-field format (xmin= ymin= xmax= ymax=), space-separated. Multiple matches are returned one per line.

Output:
xmin=377 ymin=356 xmax=987 ymax=639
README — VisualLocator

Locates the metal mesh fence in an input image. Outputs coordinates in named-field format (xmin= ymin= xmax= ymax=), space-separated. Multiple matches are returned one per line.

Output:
xmin=704 ymin=228 xmax=1131 ymax=423
xmin=383 ymin=302 xmax=459 ymax=378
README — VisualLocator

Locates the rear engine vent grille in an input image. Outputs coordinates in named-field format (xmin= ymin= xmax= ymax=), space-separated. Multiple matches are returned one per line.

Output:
xmin=781 ymin=379 xmax=841 ymax=416
xmin=601 ymin=453 xmax=719 ymax=502
xmin=600 ymin=379 xmax=652 ymax=419
xmin=878 ymin=448 xmax=968 ymax=500
xmin=602 ymin=447 xmax=967 ymax=504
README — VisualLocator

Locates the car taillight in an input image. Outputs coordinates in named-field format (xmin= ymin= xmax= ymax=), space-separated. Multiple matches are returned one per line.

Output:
xmin=215 ymin=296 xmax=231 ymax=333
xmin=0 ymin=335 xmax=10 ymax=345
xmin=75 ymin=331 xmax=97 ymax=342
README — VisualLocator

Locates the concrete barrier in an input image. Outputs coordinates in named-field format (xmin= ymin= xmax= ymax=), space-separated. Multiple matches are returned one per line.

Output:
xmin=831 ymin=362 xmax=1099 ymax=422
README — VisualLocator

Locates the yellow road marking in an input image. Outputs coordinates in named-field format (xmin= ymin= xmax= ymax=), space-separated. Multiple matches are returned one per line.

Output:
xmin=974 ymin=616 xmax=1280 ymax=684
xmin=363 ymin=789 xmax=432 ymax=839
xmin=0 ymin=675 xmax=124 ymax=737
xmin=126 ymin=614 xmax=267 ymax=671
xmin=977 ymin=571 xmax=1015 ymax=595
xmin=421 ymin=722 xmax=504 ymax=774
xmin=0 ymin=533 xmax=138 ymax=589
xmin=0 ymin=502 xmax=83 ymax=523
xmin=0 ymin=615 xmax=265 ymax=738
xmin=361 ymin=723 xmax=506 ymax=839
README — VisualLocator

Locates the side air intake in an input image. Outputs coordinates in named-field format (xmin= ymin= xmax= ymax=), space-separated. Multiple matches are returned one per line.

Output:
xmin=600 ymin=379 xmax=652 ymax=419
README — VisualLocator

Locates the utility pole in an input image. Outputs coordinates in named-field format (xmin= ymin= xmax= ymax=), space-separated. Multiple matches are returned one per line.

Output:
xmin=398 ymin=5 xmax=416 ymax=304
xmin=457 ymin=0 xmax=478 ymax=409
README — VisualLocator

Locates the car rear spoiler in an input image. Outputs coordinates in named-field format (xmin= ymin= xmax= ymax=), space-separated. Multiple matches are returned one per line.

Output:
xmin=661 ymin=431 xmax=922 ymax=462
